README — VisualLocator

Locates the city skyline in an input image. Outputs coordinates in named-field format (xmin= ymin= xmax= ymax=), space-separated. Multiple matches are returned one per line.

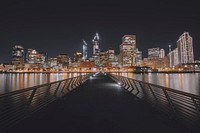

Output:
xmin=1 ymin=32 xmax=198 ymax=63
xmin=0 ymin=0 xmax=200 ymax=62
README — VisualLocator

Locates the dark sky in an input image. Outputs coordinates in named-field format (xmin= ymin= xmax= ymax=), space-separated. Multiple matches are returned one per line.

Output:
xmin=0 ymin=0 xmax=200 ymax=63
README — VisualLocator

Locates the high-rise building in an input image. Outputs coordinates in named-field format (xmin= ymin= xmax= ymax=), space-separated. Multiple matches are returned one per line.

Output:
xmin=107 ymin=49 xmax=119 ymax=67
xmin=26 ymin=48 xmax=39 ymax=64
xmin=120 ymin=35 xmax=136 ymax=67
xmin=122 ymin=35 xmax=136 ymax=49
xmin=73 ymin=52 xmax=82 ymax=63
xmin=136 ymin=49 xmax=142 ymax=66
xmin=47 ymin=58 xmax=58 ymax=68
xmin=177 ymin=32 xmax=194 ymax=64
xmin=39 ymin=52 xmax=48 ymax=65
xmin=82 ymin=40 xmax=88 ymax=60
xmin=148 ymin=48 xmax=160 ymax=59
xmin=12 ymin=45 xmax=24 ymax=65
xmin=107 ymin=49 xmax=115 ymax=62
xmin=93 ymin=33 xmax=100 ymax=55
xmin=159 ymin=48 xmax=165 ymax=58
xmin=99 ymin=51 xmax=108 ymax=67
xmin=168 ymin=48 xmax=178 ymax=67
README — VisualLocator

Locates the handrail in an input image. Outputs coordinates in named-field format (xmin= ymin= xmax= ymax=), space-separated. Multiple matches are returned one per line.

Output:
xmin=0 ymin=73 xmax=90 ymax=131
xmin=110 ymin=73 xmax=200 ymax=133
xmin=125 ymin=77 xmax=200 ymax=99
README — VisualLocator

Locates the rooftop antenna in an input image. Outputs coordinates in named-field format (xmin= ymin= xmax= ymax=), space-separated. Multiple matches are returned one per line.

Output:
xmin=168 ymin=45 xmax=171 ymax=53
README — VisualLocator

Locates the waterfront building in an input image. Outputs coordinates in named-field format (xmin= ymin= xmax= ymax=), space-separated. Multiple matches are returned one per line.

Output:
xmin=168 ymin=48 xmax=179 ymax=68
xmin=177 ymin=32 xmax=194 ymax=64
xmin=47 ymin=58 xmax=58 ymax=68
xmin=99 ymin=51 xmax=109 ymax=67
xmin=107 ymin=49 xmax=115 ymax=62
xmin=120 ymin=35 xmax=136 ymax=67
xmin=148 ymin=48 xmax=160 ymax=59
xmin=38 ymin=52 xmax=48 ymax=66
xmin=26 ymin=49 xmax=47 ymax=68
xmin=73 ymin=52 xmax=82 ymax=63
xmin=82 ymin=40 xmax=88 ymax=60
xmin=142 ymin=58 xmax=164 ymax=69
xmin=12 ymin=45 xmax=24 ymax=65
xmin=159 ymin=48 xmax=165 ymax=58
xmin=26 ymin=48 xmax=39 ymax=64
xmin=57 ymin=54 xmax=69 ymax=68
xmin=136 ymin=49 xmax=142 ymax=66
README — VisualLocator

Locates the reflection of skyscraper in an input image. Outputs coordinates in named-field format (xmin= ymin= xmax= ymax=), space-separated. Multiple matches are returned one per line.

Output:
xmin=82 ymin=40 xmax=88 ymax=60
xmin=93 ymin=33 xmax=100 ymax=55
xmin=12 ymin=45 xmax=24 ymax=65
xmin=177 ymin=32 xmax=194 ymax=64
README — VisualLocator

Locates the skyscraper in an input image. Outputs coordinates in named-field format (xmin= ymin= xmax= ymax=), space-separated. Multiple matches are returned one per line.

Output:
xmin=159 ymin=49 xmax=165 ymax=58
xmin=120 ymin=35 xmax=136 ymax=66
xmin=26 ymin=48 xmax=39 ymax=64
xmin=148 ymin=48 xmax=160 ymax=59
xmin=177 ymin=32 xmax=194 ymax=64
xmin=93 ymin=33 xmax=100 ymax=55
xmin=122 ymin=35 xmax=136 ymax=49
xmin=82 ymin=40 xmax=88 ymax=60
xmin=12 ymin=45 xmax=24 ymax=65
xmin=136 ymin=49 xmax=142 ymax=66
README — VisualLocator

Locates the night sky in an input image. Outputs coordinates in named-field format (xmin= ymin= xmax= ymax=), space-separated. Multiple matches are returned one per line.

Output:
xmin=0 ymin=0 xmax=200 ymax=63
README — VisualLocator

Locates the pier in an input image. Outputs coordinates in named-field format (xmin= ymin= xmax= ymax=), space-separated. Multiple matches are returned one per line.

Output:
xmin=1 ymin=72 xmax=199 ymax=133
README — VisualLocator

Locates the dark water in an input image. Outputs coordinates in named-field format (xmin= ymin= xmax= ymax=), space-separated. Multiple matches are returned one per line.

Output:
xmin=0 ymin=73 xmax=80 ymax=94
xmin=1 ymin=73 xmax=200 ymax=96
xmin=120 ymin=73 xmax=200 ymax=95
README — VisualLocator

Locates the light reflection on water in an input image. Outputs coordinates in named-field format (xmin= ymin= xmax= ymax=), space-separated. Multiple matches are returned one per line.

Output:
xmin=0 ymin=73 xmax=79 ymax=94
xmin=121 ymin=73 xmax=200 ymax=95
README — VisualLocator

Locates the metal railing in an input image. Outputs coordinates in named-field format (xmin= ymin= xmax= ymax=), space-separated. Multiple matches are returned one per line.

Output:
xmin=0 ymin=73 xmax=89 ymax=130
xmin=110 ymin=73 xmax=200 ymax=132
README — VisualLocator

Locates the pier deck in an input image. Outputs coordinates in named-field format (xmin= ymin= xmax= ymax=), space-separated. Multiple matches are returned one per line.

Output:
xmin=6 ymin=73 xmax=187 ymax=133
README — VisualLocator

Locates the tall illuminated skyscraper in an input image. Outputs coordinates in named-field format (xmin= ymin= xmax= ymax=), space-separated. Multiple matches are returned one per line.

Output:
xmin=120 ymin=35 xmax=136 ymax=66
xmin=26 ymin=48 xmax=39 ymax=64
xmin=93 ymin=33 xmax=100 ymax=55
xmin=82 ymin=40 xmax=88 ymax=60
xmin=12 ymin=45 xmax=24 ymax=65
xmin=177 ymin=32 xmax=194 ymax=64
xmin=159 ymin=48 xmax=165 ymax=58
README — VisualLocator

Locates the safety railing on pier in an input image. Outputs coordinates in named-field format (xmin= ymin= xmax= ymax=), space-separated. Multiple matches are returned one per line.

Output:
xmin=110 ymin=73 xmax=200 ymax=132
xmin=0 ymin=73 xmax=90 ymax=131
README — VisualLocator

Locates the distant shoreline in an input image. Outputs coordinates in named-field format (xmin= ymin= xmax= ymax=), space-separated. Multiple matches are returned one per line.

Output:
xmin=0 ymin=71 xmax=200 ymax=74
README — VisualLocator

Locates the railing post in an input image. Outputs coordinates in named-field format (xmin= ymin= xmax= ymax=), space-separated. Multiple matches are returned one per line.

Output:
xmin=121 ymin=77 xmax=126 ymax=88
xmin=54 ymin=81 xmax=62 ymax=96
xmin=132 ymin=80 xmax=140 ymax=96
xmin=124 ymin=78 xmax=130 ymax=90
xmin=66 ymin=79 xmax=72 ymax=91
xmin=27 ymin=88 xmax=37 ymax=106
xmin=139 ymin=82 xmax=150 ymax=99
xmin=47 ymin=84 xmax=51 ymax=92
xmin=61 ymin=80 xmax=68 ymax=93
xmin=162 ymin=89 xmax=176 ymax=119
xmin=128 ymin=79 xmax=135 ymax=92
xmin=73 ymin=77 xmax=77 ymax=88
xmin=191 ymin=98 xmax=200 ymax=114
xmin=148 ymin=84 xmax=158 ymax=107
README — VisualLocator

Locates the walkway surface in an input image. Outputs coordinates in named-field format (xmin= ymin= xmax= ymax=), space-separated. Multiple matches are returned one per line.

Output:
xmin=6 ymin=73 xmax=187 ymax=133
